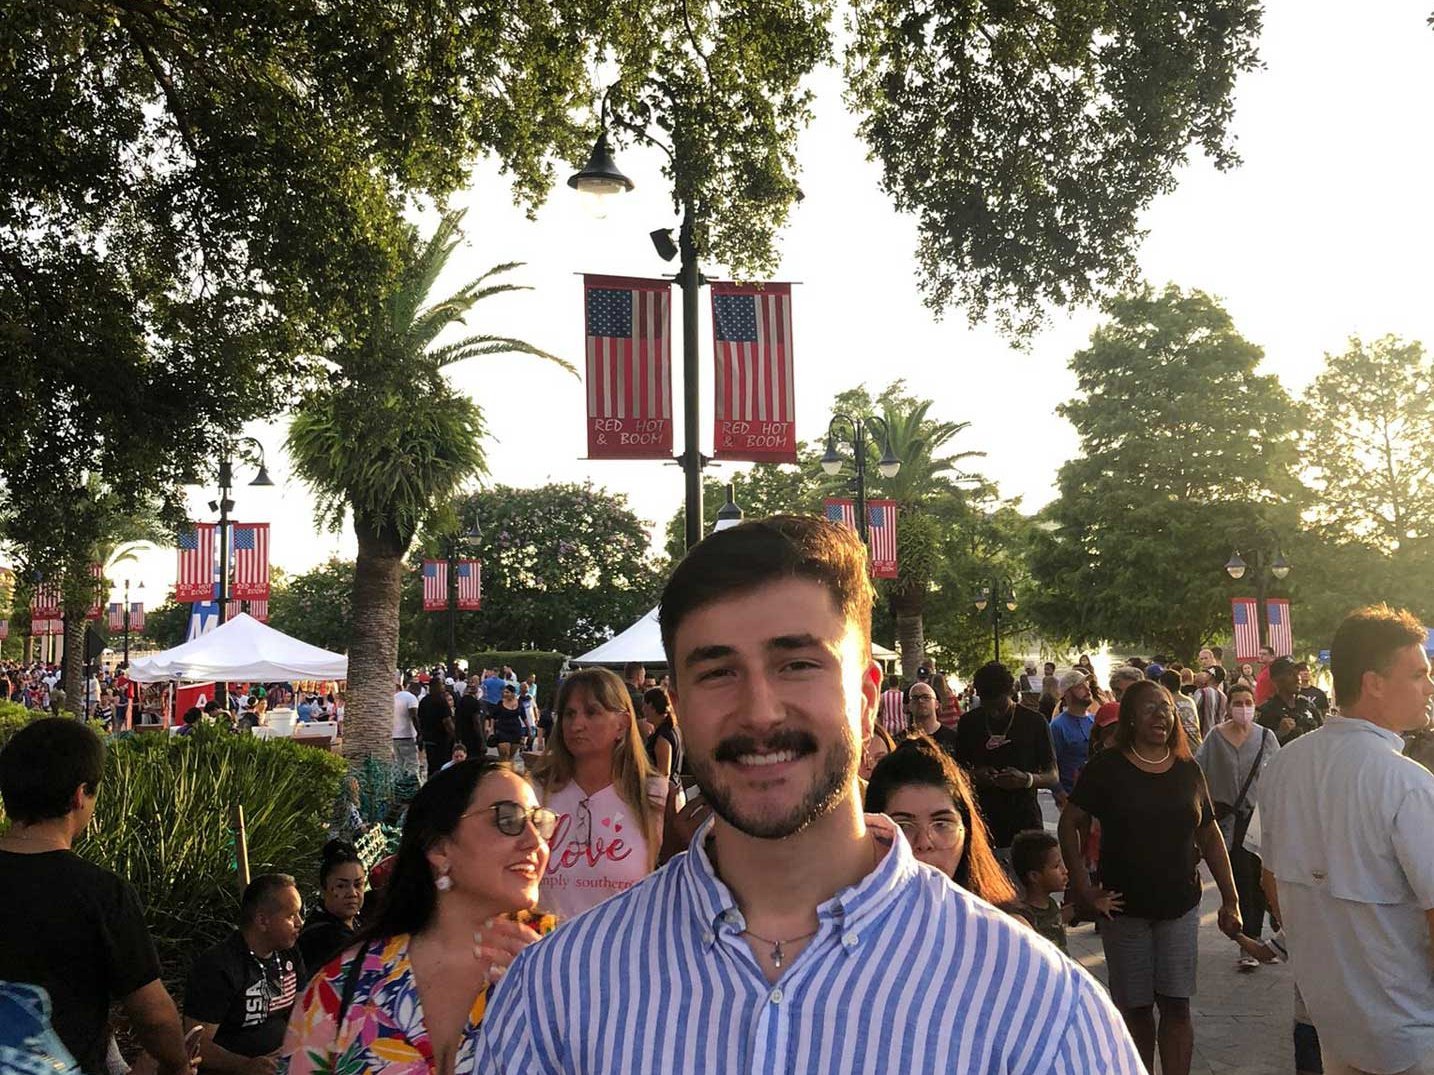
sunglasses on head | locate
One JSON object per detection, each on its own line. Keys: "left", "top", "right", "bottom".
{"left": 463, "top": 800, "right": 559, "bottom": 840}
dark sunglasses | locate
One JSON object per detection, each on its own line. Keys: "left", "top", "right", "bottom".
{"left": 463, "top": 800, "right": 559, "bottom": 840}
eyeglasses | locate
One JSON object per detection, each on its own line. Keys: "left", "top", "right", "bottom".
{"left": 461, "top": 801, "right": 559, "bottom": 841}
{"left": 895, "top": 818, "right": 964, "bottom": 849}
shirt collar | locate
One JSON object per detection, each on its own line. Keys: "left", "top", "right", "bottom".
{"left": 679, "top": 812, "right": 921, "bottom": 948}
{"left": 1324, "top": 713, "right": 1406, "bottom": 749}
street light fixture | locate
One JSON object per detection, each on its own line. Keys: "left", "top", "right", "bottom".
{"left": 567, "top": 131, "right": 634, "bottom": 219}
{"left": 823, "top": 413, "right": 902, "bottom": 545}
{"left": 1223, "top": 531, "right": 1291, "bottom": 651}
{"left": 974, "top": 575, "right": 1017, "bottom": 662}
{"left": 209, "top": 436, "right": 272, "bottom": 710}
{"left": 1224, "top": 552, "right": 1248, "bottom": 580}
{"left": 445, "top": 508, "right": 483, "bottom": 678}
{"left": 714, "top": 483, "right": 744, "bottom": 532}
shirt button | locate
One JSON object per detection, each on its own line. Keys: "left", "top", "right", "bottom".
{"left": 769, "top": 988, "right": 783, "bottom": 1005}
{"left": 842, "top": 933, "right": 859, "bottom": 949}
{"left": 702, "top": 931, "right": 715, "bottom": 945}
{"left": 723, "top": 910, "right": 740, "bottom": 924}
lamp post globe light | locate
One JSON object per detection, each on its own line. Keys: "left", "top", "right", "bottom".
{"left": 974, "top": 576, "right": 1017, "bottom": 663}
{"left": 1224, "top": 532, "right": 1291, "bottom": 650}
{"left": 822, "top": 413, "right": 901, "bottom": 544}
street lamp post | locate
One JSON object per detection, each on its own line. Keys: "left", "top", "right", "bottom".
{"left": 1224, "top": 535, "right": 1291, "bottom": 650}
{"left": 120, "top": 577, "right": 145, "bottom": 668}
{"left": 820, "top": 414, "right": 902, "bottom": 543}
{"left": 569, "top": 115, "right": 711, "bottom": 550}
{"left": 446, "top": 513, "right": 482, "bottom": 678}
{"left": 208, "top": 437, "right": 272, "bottom": 707}
{"left": 974, "top": 576, "right": 1018, "bottom": 663}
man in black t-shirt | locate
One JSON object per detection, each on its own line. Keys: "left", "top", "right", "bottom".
{"left": 903, "top": 681, "right": 961, "bottom": 758}
{"left": 952, "top": 662, "right": 1059, "bottom": 856}
{"left": 1258, "top": 657, "right": 1323, "bottom": 745}
{"left": 417, "top": 685, "right": 456, "bottom": 779}
{"left": 184, "top": 873, "right": 306, "bottom": 1071}
{"left": 0, "top": 719, "right": 191, "bottom": 1075}
{"left": 455, "top": 680, "right": 485, "bottom": 755}
{"left": 1295, "top": 661, "right": 1331, "bottom": 717}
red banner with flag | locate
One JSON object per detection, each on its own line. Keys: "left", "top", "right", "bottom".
{"left": 176, "top": 523, "right": 216, "bottom": 601}
{"left": 31, "top": 618, "right": 63, "bottom": 637}
{"left": 232, "top": 523, "right": 270, "bottom": 599}
{"left": 30, "top": 582, "right": 61, "bottom": 619}
{"left": 711, "top": 282, "right": 797, "bottom": 462}
{"left": 130, "top": 601, "right": 145, "bottom": 633}
{"left": 422, "top": 560, "right": 480, "bottom": 611}
{"left": 86, "top": 563, "right": 105, "bottom": 620}
{"left": 1267, "top": 598, "right": 1294, "bottom": 657}
{"left": 822, "top": 498, "right": 900, "bottom": 579}
{"left": 1231, "top": 597, "right": 1260, "bottom": 662}
{"left": 583, "top": 274, "right": 673, "bottom": 459}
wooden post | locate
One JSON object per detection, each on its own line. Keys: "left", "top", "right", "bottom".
{"left": 232, "top": 804, "right": 251, "bottom": 893}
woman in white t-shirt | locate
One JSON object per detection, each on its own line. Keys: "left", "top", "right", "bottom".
{"left": 531, "top": 667, "right": 667, "bottom": 921}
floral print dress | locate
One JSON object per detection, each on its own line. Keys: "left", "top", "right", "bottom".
{"left": 279, "top": 933, "right": 486, "bottom": 1075}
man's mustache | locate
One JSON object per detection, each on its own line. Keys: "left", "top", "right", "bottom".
{"left": 713, "top": 728, "right": 819, "bottom": 763}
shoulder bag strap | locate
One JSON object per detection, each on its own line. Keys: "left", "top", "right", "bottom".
{"left": 1230, "top": 727, "right": 1270, "bottom": 816}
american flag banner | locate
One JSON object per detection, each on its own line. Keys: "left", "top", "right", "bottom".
{"left": 231, "top": 523, "right": 271, "bottom": 599}
{"left": 422, "top": 560, "right": 447, "bottom": 612}
{"left": 130, "top": 601, "right": 145, "bottom": 633}
{"left": 1267, "top": 598, "right": 1294, "bottom": 658}
{"left": 107, "top": 602, "right": 125, "bottom": 633}
{"left": 1231, "top": 597, "right": 1260, "bottom": 661}
{"left": 225, "top": 598, "right": 268, "bottom": 623}
{"left": 30, "top": 581, "right": 61, "bottom": 618}
{"left": 176, "top": 523, "right": 217, "bottom": 601}
{"left": 86, "top": 563, "right": 105, "bottom": 620}
{"left": 583, "top": 274, "right": 673, "bottom": 460}
{"left": 823, "top": 498, "right": 900, "bottom": 579}
{"left": 0, "top": 619, "right": 8, "bottom": 641}
{"left": 456, "top": 559, "right": 482, "bottom": 611}
{"left": 32, "top": 618, "right": 63, "bottom": 637}
{"left": 711, "top": 282, "right": 797, "bottom": 462}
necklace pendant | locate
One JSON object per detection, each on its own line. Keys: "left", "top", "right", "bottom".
{"left": 771, "top": 942, "right": 784, "bottom": 968}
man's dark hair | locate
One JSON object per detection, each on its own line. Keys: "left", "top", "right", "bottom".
{"left": 1158, "top": 669, "right": 1182, "bottom": 693}
{"left": 660, "top": 516, "right": 874, "bottom": 665}
{"left": 1330, "top": 605, "right": 1427, "bottom": 708}
{"left": 972, "top": 661, "right": 1015, "bottom": 703}
{"left": 1259, "top": 644, "right": 1276, "bottom": 658}
{"left": 239, "top": 873, "right": 298, "bottom": 925}
{"left": 623, "top": 661, "right": 645, "bottom": 681}
{"left": 1209, "top": 664, "right": 1227, "bottom": 686}
{"left": 1228, "top": 682, "right": 1256, "bottom": 705}
{"left": 1211, "top": 646, "right": 1224, "bottom": 660}
{"left": 0, "top": 718, "right": 106, "bottom": 823}
{"left": 1294, "top": 661, "right": 1309, "bottom": 673}
{"left": 1010, "top": 829, "right": 1060, "bottom": 886}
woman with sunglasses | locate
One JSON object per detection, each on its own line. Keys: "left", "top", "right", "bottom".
{"left": 864, "top": 735, "right": 1018, "bottom": 910}
{"left": 280, "top": 758, "right": 557, "bottom": 1075}
{"left": 531, "top": 667, "right": 667, "bottom": 920}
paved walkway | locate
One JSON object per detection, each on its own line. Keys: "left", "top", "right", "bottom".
{"left": 1041, "top": 794, "right": 1295, "bottom": 1074}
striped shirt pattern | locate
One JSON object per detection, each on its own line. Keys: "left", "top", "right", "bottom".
{"left": 879, "top": 687, "right": 907, "bottom": 738}
{"left": 469, "top": 815, "right": 1142, "bottom": 1074}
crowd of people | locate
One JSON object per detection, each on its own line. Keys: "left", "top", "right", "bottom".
{"left": 4, "top": 514, "right": 1434, "bottom": 1075}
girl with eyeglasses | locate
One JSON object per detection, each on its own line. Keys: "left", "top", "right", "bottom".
{"left": 864, "top": 735, "right": 1018, "bottom": 910}
{"left": 531, "top": 667, "right": 668, "bottom": 920}
{"left": 281, "top": 758, "right": 558, "bottom": 1075}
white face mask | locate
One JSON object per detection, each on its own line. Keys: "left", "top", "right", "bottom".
{"left": 1230, "top": 704, "right": 1256, "bottom": 727}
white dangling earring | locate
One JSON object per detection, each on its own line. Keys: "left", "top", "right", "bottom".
{"left": 435, "top": 864, "right": 453, "bottom": 892}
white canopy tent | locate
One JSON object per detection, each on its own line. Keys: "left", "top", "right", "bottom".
{"left": 571, "top": 607, "right": 899, "bottom": 668}
{"left": 128, "top": 613, "right": 348, "bottom": 683}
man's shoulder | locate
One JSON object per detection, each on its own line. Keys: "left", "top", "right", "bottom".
{"left": 190, "top": 931, "right": 245, "bottom": 977}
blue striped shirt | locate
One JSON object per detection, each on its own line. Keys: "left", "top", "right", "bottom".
{"left": 468, "top": 815, "right": 1142, "bottom": 1073}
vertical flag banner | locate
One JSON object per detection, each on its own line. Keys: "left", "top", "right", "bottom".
{"left": 226, "top": 599, "right": 268, "bottom": 623}
{"left": 86, "top": 563, "right": 105, "bottom": 620}
{"left": 30, "top": 582, "right": 61, "bottom": 618}
{"left": 130, "top": 602, "right": 145, "bottom": 633}
{"left": 456, "top": 560, "right": 482, "bottom": 610}
{"left": 33, "top": 618, "right": 63, "bottom": 637}
{"left": 866, "top": 500, "right": 899, "bottom": 580}
{"left": 583, "top": 274, "right": 673, "bottom": 459}
{"left": 823, "top": 498, "right": 900, "bottom": 578}
{"left": 232, "top": 523, "right": 271, "bottom": 598}
{"left": 107, "top": 603, "right": 124, "bottom": 633}
{"left": 1231, "top": 597, "right": 1260, "bottom": 661}
{"left": 422, "top": 560, "right": 448, "bottom": 612}
{"left": 1267, "top": 598, "right": 1294, "bottom": 657}
{"left": 176, "top": 523, "right": 217, "bottom": 601}
{"left": 711, "top": 282, "right": 797, "bottom": 462}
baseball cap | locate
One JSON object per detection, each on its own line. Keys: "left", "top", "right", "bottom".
{"left": 1058, "top": 670, "right": 1089, "bottom": 696}
{"left": 1144, "top": 662, "right": 1165, "bottom": 680}
{"left": 1095, "top": 701, "right": 1121, "bottom": 727}
{"left": 1268, "top": 656, "right": 1298, "bottom": 678}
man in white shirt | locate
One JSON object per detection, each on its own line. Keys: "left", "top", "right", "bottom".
{"left": 391, "top": 680, "right": 420, "bottom": 778}
{"left": 1259, "top": 605, "right": 1434, "bottom": 1075}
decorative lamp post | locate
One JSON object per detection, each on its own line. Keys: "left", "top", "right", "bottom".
{"left": 714, "top": 483, "right": 744, "bottom": 533}
{"left": 1224, "top": 532, "right": 1291, "bottom": 649}
{"left": 207, "top": 437, "right": 272, "bottom": 707}
{"left": 446, "top": 512, "right": 482, "bottom": 678}
{"left": 820, "top": 413, "right": 901, "bottom": 543}
{"left": 974, "top": 576, "right": 1018, "bottom": 663}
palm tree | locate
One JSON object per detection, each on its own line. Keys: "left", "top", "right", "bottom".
{"left": 287, "top": 210, "right": 570, "bottom": 759}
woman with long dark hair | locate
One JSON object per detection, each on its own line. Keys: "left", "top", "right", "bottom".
{"left": 280, "top": 758, "right": 557, "bottom": 1075}
{"left": 642, "top": 687, "right": 682, "bottom": 781}
{"left": 1058, "top": 679, "right": 1242, "bottom": 1075}
{"left": 296, "top": 840, "right": 366, "bottom": 979}
{"left": 865, "top": 735, "right": 1017, "bottom": 910}
{"left": 532, "top": 667, "right": 667, "bottom": 920}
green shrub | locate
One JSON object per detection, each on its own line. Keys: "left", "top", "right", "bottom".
{"left": 0, "top": 700, "right": 35, "bottom": 746}
{"left": 1, "top": 721, "right": 346, "bottom": 983}
{"left": 465, "top": 650, "right": 568, "bottom": 693}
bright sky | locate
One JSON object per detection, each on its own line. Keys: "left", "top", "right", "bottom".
{"left": 114, "top": 0, "right": 1434, "bottom": 602}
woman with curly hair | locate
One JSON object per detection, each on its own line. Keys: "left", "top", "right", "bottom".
{"left": 865, "top": 734, "right": 1017, "bottom": 910}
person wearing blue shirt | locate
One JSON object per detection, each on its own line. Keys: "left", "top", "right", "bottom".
{"left": 296, "top": 695, "right": 315, "bottom": 723}
{"left": 481, "top": 669, "right": 505, "bottom": 706}
{"left": 1049, "top": 670, "right": 1096, "bottom": 808}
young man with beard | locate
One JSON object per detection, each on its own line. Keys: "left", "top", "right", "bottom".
{"left": 473, "top": 516, "right": 1140, "bottom": 1073}
{"left": 1050, "top": 671, "right": 1096, "bottom": 808}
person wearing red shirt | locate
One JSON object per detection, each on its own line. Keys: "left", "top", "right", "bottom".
{"left": 1253, "top": 645, "right": 1277, "bottom": 705}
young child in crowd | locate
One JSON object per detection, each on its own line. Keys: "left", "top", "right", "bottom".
{"left": 1011, "top": 829, "right": 1121, "bottom": 952}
